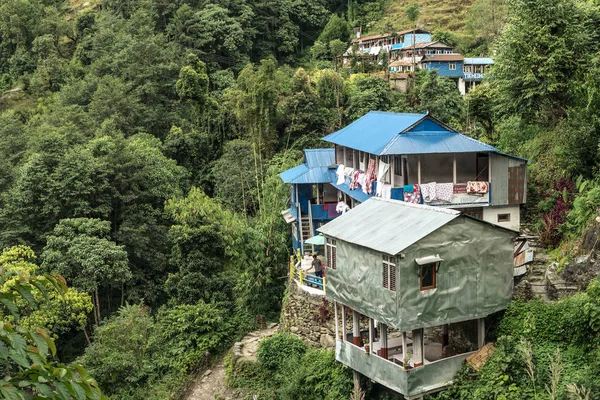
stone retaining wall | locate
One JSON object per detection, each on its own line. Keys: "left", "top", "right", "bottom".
{"left": 280, "top": 281, "right": 337, "bottom": 349}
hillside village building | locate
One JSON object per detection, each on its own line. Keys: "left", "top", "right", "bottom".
{"left": 280, "top": 111, "right": 527, "bottom": 397}
{"left": 280, "top": 111, "right": 527, "bottom": 254}
{"left": 318, "top": 198, "right": 517, "bottom": 398}
{"left": 344, "top": 28, "right": 494, "bottom": 94}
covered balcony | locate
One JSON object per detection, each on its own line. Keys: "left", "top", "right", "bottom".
{"left": 333, "top": 304, "right": 484, "bottom": 398}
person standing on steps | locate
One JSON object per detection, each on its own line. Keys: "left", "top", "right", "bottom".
{"left": 312, "top": 253, "right": 324, "bottom": 278}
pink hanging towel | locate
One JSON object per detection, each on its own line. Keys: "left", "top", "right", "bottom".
{"left": 365, "top": 159, "right": 377, "bottom": 194}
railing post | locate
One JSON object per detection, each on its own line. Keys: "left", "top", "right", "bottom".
{"left": 299, "top": 269, "right": 304, "bottom": 287}
{"left": 323, "top": 276, "right": 326, "bottom": 294}
{"left": 289, "top": 255, "right": 294, "bottom": 279}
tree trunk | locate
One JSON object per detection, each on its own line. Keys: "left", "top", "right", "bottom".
{"left": 83, "top": 326, "right": 92, "bottom": 345}
{"left": 95, "top": 289, "right": 101, "bottom": 324}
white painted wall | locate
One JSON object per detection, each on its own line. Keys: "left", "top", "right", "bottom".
{"left": 483, "top": 205, "right": 521, "bottom": 231}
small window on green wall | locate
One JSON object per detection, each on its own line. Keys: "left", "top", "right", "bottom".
{"left": 420, "top": 262, "right": 438, "bottom": 291}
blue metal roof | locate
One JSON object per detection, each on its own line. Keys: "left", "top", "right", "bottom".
{"left": 381, "top": 132, "right": 499, "bottom": 155}
{"left": 464, "top": 58, "right": 494, "bottom": 65}
{"left": 330, "top": 179, "right": 374, "bottom": 203}
{"left": 322, "top": 111, "right": 428, "bottom": 154}
{"left": 304, "top": 148, "right": 335, "bottom": 168}
{"left": 279, "top": 149, "right": 335, "bottom": 184}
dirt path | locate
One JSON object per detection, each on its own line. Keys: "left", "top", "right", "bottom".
{"left": 185, "top": 324, "right": 279, "bottom": 400}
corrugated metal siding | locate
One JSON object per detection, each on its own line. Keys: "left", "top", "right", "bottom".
{"left": 381, "top": 132, "right": 499, "bottom": 155}
{"left": 491, "top": 153, "right": 509, "bottom": 205}
{"left": 318, "top": 198, "right": 459, "bottom": 255}
{"left": 508, "top": 159, "right": 527, "bottom": 205}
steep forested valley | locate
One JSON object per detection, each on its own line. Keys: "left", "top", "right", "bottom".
{"left": 1, "top": 0, "right": 600, "bottom": 399}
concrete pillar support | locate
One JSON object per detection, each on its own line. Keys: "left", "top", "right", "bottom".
{"left": 341, "top": 305, "right": 346, "bottom": 342}
{"left": 353, "top": 310, "right": 361, "bottom": 346}
{"left": 412, "top": 328, "right": 424, "bottom": 367}
{"left": 478, "top": 318, "right": 486, "bottom": 349}
{"left": 380, "top": 324, "right": 388, "bottom": 360}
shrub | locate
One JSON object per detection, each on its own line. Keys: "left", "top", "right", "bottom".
{"left": 277, "top": 348, "right": 353, "bottom": 400}
{"left": 257, "top": 333, "right": 307, "bottom": 371}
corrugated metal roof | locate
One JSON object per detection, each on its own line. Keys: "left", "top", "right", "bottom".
{"left": 464, "top": 58, "right": 494, "bottom": 65}
{"left": 318, "top": 198, "right": 460, "bottom": 255}
{"left": 320, "top": 112, "right": 526, "bottom": 161}
{"left": 322, "top": 111, "right": 427, "bottom": 154}
{"left": 330, "top": 178, "right": 373, "bottom": 203}
{"left": 421, "top": 54, "right": 464, "bottom": 62}
{"left": 304, "top": 148, "right": 334, "bottom": 168}
{"left": 402, "top": 41, "right": 452, "bottom": 50}
{"left": 381, "top": 132, "right": 499, "bottom": 155}
{"left": 279, "top": 164, "right": 308, "bottom": 183}
{"left": 279, "top": 149, "right": 335, "bottom": 184}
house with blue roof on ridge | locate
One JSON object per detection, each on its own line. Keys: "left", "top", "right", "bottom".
{"left": 419, "top": 54, "right": 465, "bottom": 81}
{"left": 459, "top": 58, "right": 494, "bottom": 95}
{"left": 280, "top": 111, "right": 527, "bottom": 256}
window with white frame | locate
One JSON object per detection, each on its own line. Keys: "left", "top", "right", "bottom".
{"left": 449, "top": 63, "right": 456, "bottom": 70}
{"left": 326, "top": 238, "right": 337, "bottom": 270}
{"left": 382, "top": 255, "right": 396, "bottom": 291}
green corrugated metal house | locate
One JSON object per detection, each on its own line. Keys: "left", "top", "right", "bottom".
{"left": 318, "top": 197, "right": 517, "bottom": 399}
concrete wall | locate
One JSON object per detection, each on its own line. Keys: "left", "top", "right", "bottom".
{"left": 483, "top": 205, "right": 521, "bottom": 231}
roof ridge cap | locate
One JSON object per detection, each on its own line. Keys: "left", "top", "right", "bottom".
{"left": 370, "top": 197, "right": 461, "bottom": 215}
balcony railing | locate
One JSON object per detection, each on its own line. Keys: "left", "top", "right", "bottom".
{"left": 336, "top": 340, "right": 475, "bottom": 398}
{"left": 289, "top": 252, "right": 326, "bottom": 295}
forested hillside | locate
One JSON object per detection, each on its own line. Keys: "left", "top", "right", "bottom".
{"left": 1, "top": 0, "right": 600, "bottom": 398}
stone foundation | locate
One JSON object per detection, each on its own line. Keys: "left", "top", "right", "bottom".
{"left": 280, "top": 281, "right": 336, "bottom": 348}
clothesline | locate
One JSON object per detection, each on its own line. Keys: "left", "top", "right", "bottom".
{"left": 334, "top": 162, "right": 488, "bottom": 205}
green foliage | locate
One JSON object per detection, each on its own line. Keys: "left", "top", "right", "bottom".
{"left": 404, "top": 3, "right": 420, "bottom": 23}
{"left": 0, "top": 246, "right": 93, "bottom": 338}
{"left": 412, "top": 70, "right": 463, "bottom": 125}
{"left": 257, "top": 333, "right": 307, "bottom": 371}
{"left": 82, "top": 302, "right": 247, "bottom": 399}
{"left": 438, "top": 279, "right": 600, "bottom": 398}
{"left": 344, "top": 74, "right": 405, "bottom": 121}
{"left": 230, "top": 334, "right": 352, "bottom": 400}
{"left": 0, "top": 248, "right": 105, "bottom": 399}
{"left": 491, "top": 0, "right": 594, "bottom": 122}
{"left": 41, "top": 218, "right": 131, "bottom": 294}
{"left": 317, "top": 14, "right": 351, "bottom": 43}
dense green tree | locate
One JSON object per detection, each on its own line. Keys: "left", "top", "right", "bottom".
{"left": 0, "top": 257, "right": 105, "bottom": 399}
{"left": 1, "top": 245, "right": 92, "bottom": 339}
{"left": 345, "top": 74, "right": 404, "bottom": 121}
{"left": 412, "top": 70, "right": 464, "bottom": 125}
{"left": 41, "top": 218, "right": 131, "bottom": 325}
{"left": 229, "top": 59, "right": 281, "bottom": 156}
{"left": 317, "top": 14, "right": 351, "bottom": 43}
{"left": 492, "top": 0, "right": 594, "bottom": 122}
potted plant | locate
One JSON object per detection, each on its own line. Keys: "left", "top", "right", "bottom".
{"left": 363, "top": 339, "right": 370, "bottom": 354}
{"left": 403, "top": 351, "right": 412, "bottom": 370}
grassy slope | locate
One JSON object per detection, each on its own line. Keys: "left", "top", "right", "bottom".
{"left": 366, "top": 0, "right": 477, "bottom": 42}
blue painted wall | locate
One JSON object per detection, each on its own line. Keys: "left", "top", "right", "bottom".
{"left": 423, "top": 61, "right": 464, "bottom": 78}
{"left": 407, "top": 118, "right": 452, "bottom": 132}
